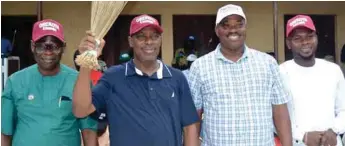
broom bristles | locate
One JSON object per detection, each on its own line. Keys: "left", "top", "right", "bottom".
{"left": 91, "top": 1, "right": 127, "bottom": 40}
{"left": 76, "top": 1, "right": 127, "bottom": 70}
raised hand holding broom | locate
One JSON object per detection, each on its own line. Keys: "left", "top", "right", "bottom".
{"left": 76, "top": 30, "right": 105, "bottom": 70}
{"left": 74, "top": 1, "right": 127, "bottom": 70}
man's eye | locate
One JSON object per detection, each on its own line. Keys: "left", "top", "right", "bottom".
{"left": 152, "top": 34, "right": 160, "bottom": 39}
{"left": 136, "top": 35, "right": 145, "bottom": 40}
{"left": 292, "top": 37, "right": 301, "bottom": 41}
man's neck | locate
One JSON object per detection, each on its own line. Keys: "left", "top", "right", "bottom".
{"left": 293, "top": 57, "right": 315, "bottom": 67}
{"left": 133, "top": 59, "right": 159, "bottom": 76}
{"left": 38, "top": 65, "right": 60, "bottom": 76}
{"left": 220, "top": 45, "right": 245, "bottom": 62}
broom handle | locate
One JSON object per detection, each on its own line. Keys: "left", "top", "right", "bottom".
{"left": 95, "top": 39, "right": 100, "bottom": 52}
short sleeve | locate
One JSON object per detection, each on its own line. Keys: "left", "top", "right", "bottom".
{"left": 78, "top": 116, "right": 98, "bottom": 131}
{"left": 91, "top": 71, "right": 112, "bottom": 119}
{"left": 179, "top": 73, "right": 200, "bottom": 127}
{"left": 1, "top": 78, "right": 16, "bottom": 135}
{"left": 334, "top": 66, "right": 345, "bottom": 134}
{"left": 270, "top": 59, "right": 291, "bottom": 105}
{"left": 187, "top": 61, "right": 203, "bottom": 110}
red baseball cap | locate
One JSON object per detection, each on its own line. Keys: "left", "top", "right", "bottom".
{"left": 286, "top": 15, "right": 316, "bottom": 37}
{"left": 129, "top": 14, "right": 163, "bottom": 36}
{"left": 32, "top": 19, "right": 65, "bottom": 42}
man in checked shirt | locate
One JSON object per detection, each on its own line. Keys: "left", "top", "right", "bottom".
{"left": 187, "top": 4, "right": 293, "bottom": 146}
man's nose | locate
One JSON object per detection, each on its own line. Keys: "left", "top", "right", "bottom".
{"left": 43, "top": 49, "right": 54, "bottom": 55}
{"left": 145, "top": 38, "right": 153, "bottom": 45}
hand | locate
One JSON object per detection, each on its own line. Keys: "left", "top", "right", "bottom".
{"left": 321, "top": 129, "right": 337, "bottom": 146}
{"left": 78, "top": 30, "right": 105, "bottom": 58}
{"left": 303, "top": 131, "right": 323, "bottom": 146}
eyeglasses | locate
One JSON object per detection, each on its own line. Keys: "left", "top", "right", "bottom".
{"left": 34, "top": 43, "right": 63, "bottom": 54}
{"left": 133, "top": 33, "right": 161, "bottom": 42}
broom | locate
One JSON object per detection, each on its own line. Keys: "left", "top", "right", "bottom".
{"left": 75, "top": 1, "right": 127, "bottom": 70}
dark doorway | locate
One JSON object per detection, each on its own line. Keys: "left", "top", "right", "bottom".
{"left": 173, "top": 15, "right": 217, "bottom": 57}
{"left": 1, "top": 15, "right": 37, "bottom": 74}
{"left": 102, "top": 15, "right": 161, "bottom": 66}
{"left": 172, "top": 15, "right": 217, "bottom": 69}
{"left": 284, "top": 14, "right": 336, "bottom": 61}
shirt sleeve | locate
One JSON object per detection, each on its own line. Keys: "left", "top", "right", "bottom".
{"left": 179, "top": 72, "right": 200, "bottom": 127}
{"left": 278, "top": 64, "right": 305, "bottom": 141}
{"left": 187, "top": 61, "right": 203, "bottom": 111}
{"left": 78, "top": 116, "right": 98, "bottom": 131}
{"left": 91, "top": 71, "right": 112, "bottom": 119}
{"left": 270, "top": 59, "right": 291, "bottom": 105}
{"left": 1, "top": 78, "right": 16, "bottom": 135}
{"left": 333, "top": 66, "right": 345, "bottom": 134}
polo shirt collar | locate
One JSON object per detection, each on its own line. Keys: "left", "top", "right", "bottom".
{"left": 125, "top": 59, "right": 172, "bottom": 79}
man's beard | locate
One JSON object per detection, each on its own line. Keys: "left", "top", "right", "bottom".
{"left": 299, "top": 53, "right": 314, "bottom": 60}
{"left": 39, "top": 61, "right": 60, "bottom": 71}
{"left": 292, "top": 49, "right": 315, "bottom": 61}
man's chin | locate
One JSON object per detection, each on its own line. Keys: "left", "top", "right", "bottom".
{"left": 300, "top": 54, "right": 314, "bottom": 60}
{"left": 141, "top": 56, "right": 158, "bottom": 61}
{"left": 38, "top": 63, "right": 59, "bottom": 71}
{"left": 224, "top": 43, "right": 244, "bottom": 51}
{"left": 142, "top": 58, "right": 158, "bottom": 62}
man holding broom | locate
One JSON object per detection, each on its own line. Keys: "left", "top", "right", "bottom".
{"left": 72, "top": 14, "right": 200, "bottom": 146}
{"left": 1, "top": 19, "right": 98, "bottom": 146}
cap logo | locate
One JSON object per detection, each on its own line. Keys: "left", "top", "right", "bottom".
{"left": 219, "top": 5, "right": 240, "bottom": 13}
{"left": 289, "top": 17, "right": 308, "bottom": 27}
{"left": 136, "top": 16, "right": 155, "bottom": 24}
{"left": 39, "top": 22, "right": 60, "bottom": 32}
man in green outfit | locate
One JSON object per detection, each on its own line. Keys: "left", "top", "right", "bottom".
{"left": 1, "top": 19, "right": 98, "bottom": 146}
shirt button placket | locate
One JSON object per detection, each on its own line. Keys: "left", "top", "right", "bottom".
{"left": 148, "top": 81, "right": 156, "bottom": 99}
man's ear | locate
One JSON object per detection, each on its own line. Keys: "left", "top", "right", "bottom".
{"left": 286, "top": 38, "right": 292, "bottom": 50}
{"left": 215, "top": 27, "right": 220, "bottom": 38}
{"left": 159, "top": 34, "right": 163, "bottom": 46}
{"left": 61, "top": 42, "right": 66, "bottom": 53}
{"left": 30, "top": 40, "right": 35, "bottom": 53}
{"left": 128, "top": 36, "right": 133, "bottom": 48}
